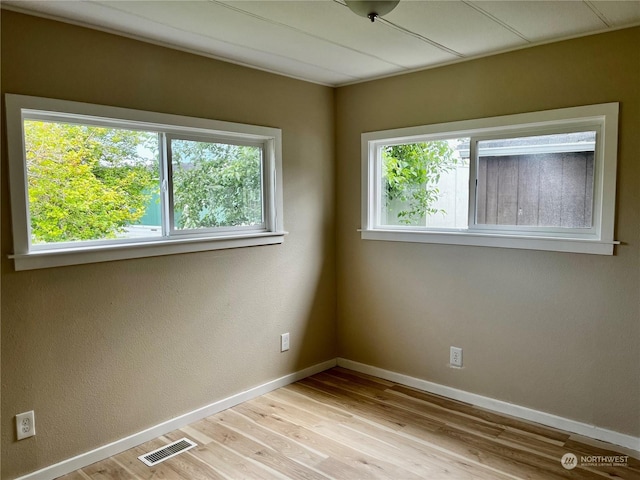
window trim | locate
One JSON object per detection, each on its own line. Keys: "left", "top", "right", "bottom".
{"left": 361, "top": 103, "right": 619, "bottom": 255}
{"left": 5, "top": 94, "right": 286, "bottom": 270}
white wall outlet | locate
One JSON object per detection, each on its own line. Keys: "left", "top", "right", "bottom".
{"left": 280, "top": 332, "right": 290, "bottom": 352}
{"left": 16, "top": 411, "right": 36, "bottom": 440}
{"left": 450, "top": 346, "right": 463, "bottom": 368}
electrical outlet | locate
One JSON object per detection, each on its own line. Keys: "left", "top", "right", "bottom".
{"left": 280, "top": 332, "right": 290, "bottom": 352}
{"left": 450, "top": 346, "right": 463, "bottom": 368}
{"left": 16, "top": 411, "right": 35, "bottom": 440}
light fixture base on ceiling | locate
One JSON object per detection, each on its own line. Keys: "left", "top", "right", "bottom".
{"left": 344, "top": 0, "right": 400, "bottom": 22}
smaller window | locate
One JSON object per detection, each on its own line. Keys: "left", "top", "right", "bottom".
{"left": 5, "top": 94, "right": 285, "bottom": 270}
{"left": 362, "top": 103, "right": 619, "bottom": 255}
{"left": 379, "top": 138, "right": 470, "bottom": 229}
{"left": 168, "top": 136, "right": 265, "bottom": 232}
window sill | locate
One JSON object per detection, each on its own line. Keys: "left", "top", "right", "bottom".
{"left": 360, "top": 229, "right": 618, "bottom": 255}
{"left": 10, "top": 231, "right": 288, "bottom": 271}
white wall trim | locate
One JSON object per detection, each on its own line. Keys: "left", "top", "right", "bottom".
{"left": 14, "top": 359, "right": 337, "bottom": 480}
{"left": 337, "top": 358, "right": 640, "bottom": 455}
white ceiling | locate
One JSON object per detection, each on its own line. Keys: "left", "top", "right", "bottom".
{"left": 3, "top": 0, "right": 640, "bottom": 86}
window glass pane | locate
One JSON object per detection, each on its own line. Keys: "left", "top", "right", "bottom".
{"left": 380, "top": 138, "right": 470, "bottom": 228}
{"left": 170, "top": 139, "right": 263, "bottom": 230}
{"left": 24, "top": 119, "right": 160, "bottom": 245}
{"left": 476, "top": 132, "right": 595, "bottom": 228}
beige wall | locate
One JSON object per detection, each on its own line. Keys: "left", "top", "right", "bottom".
{"left": 336, "top": 27, "right": 640, "bottom": 438}
{"left": 1, "top": 11, "right": 336, "bottom": 479}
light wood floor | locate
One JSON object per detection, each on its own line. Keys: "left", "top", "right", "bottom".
{"left": 59, "top": 367, "right": 640, "bottom": 479}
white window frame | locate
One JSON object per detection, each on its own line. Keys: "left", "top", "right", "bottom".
{"left": 361, "top": 103, "right": 619, "bottom": 255}
{"left": 5, "top": 94, "right": 285, "bottom": 270}
{"left": 165, "top": 132, "right": 268, "bottom": 237}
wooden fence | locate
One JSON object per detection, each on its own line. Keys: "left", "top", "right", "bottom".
{"left": 476, "top": 152, "right": 594, "bottom": 228}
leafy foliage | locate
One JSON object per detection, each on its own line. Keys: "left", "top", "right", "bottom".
{"left": 171, "top": 140, "right": 262, "bottom": 229}
{"left": 382, "top": 140, "right": 457, "bottom": 225}
{"left": 25, "top": 121, "right": 157, "bottom": 243}
{"left": 24, "top": 121, "right": 264, "bottom": 244}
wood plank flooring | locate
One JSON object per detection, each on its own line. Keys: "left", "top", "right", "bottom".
{"left": 58, "top": 367, "right": 640, "bottom": 479}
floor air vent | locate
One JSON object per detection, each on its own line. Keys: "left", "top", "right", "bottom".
{"left": 138, "top": 438, "right": 197, "bottom": 466}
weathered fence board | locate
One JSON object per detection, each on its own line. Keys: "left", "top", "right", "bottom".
{"left": 478, "top": 152, "right": 593, "bottom": 228}
{"left": 517, "top": 156, "right": 540, "bottom": 225}
{"left": 496, "top": 157, "right": 519, "bottom": 224}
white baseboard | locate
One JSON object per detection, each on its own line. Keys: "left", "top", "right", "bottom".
{"left": 15, "top": 358, "right": 337, "bottom": 480}
{"left": 14, "top": 356, "right": 639, "bottom": 479}
{"left": 337, "top": 358, "right": 640, "bottom": 455}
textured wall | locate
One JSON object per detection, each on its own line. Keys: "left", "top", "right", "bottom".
{"left": 1, "top": 11, "right": 336, "bottom": 479}
{"left": 336, "top": 27, "right": 640, "bottom": 438}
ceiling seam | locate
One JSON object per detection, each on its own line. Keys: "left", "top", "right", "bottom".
{"left": 332, "top": 0, "right": 463, "bottom": 59}
{"left": 583, "top": 1, "right": 612, "bottom": 28}
{"left": 462, "top": 1, "right": 531, "bottom": 43}
{"left": 5, "top": 0, "right": 638, "bottom": 88}
{"left": 211, "top": 0, "right": 410, "bottom": 70}
{"left": 88, "top": 0, "right": 361, "bottom": 82}
{"left": 0, "top": 3, "right": 343, "bottom": 86}
{"left": 375, "top": 17, "right": 464, "bottom": 58}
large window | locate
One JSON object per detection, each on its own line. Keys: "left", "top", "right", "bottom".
{"left": 362, "top": 103, "right": 619, "bottom": 255}
{"left": 6, "top": 94, "right": 284, "bottom": 270}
